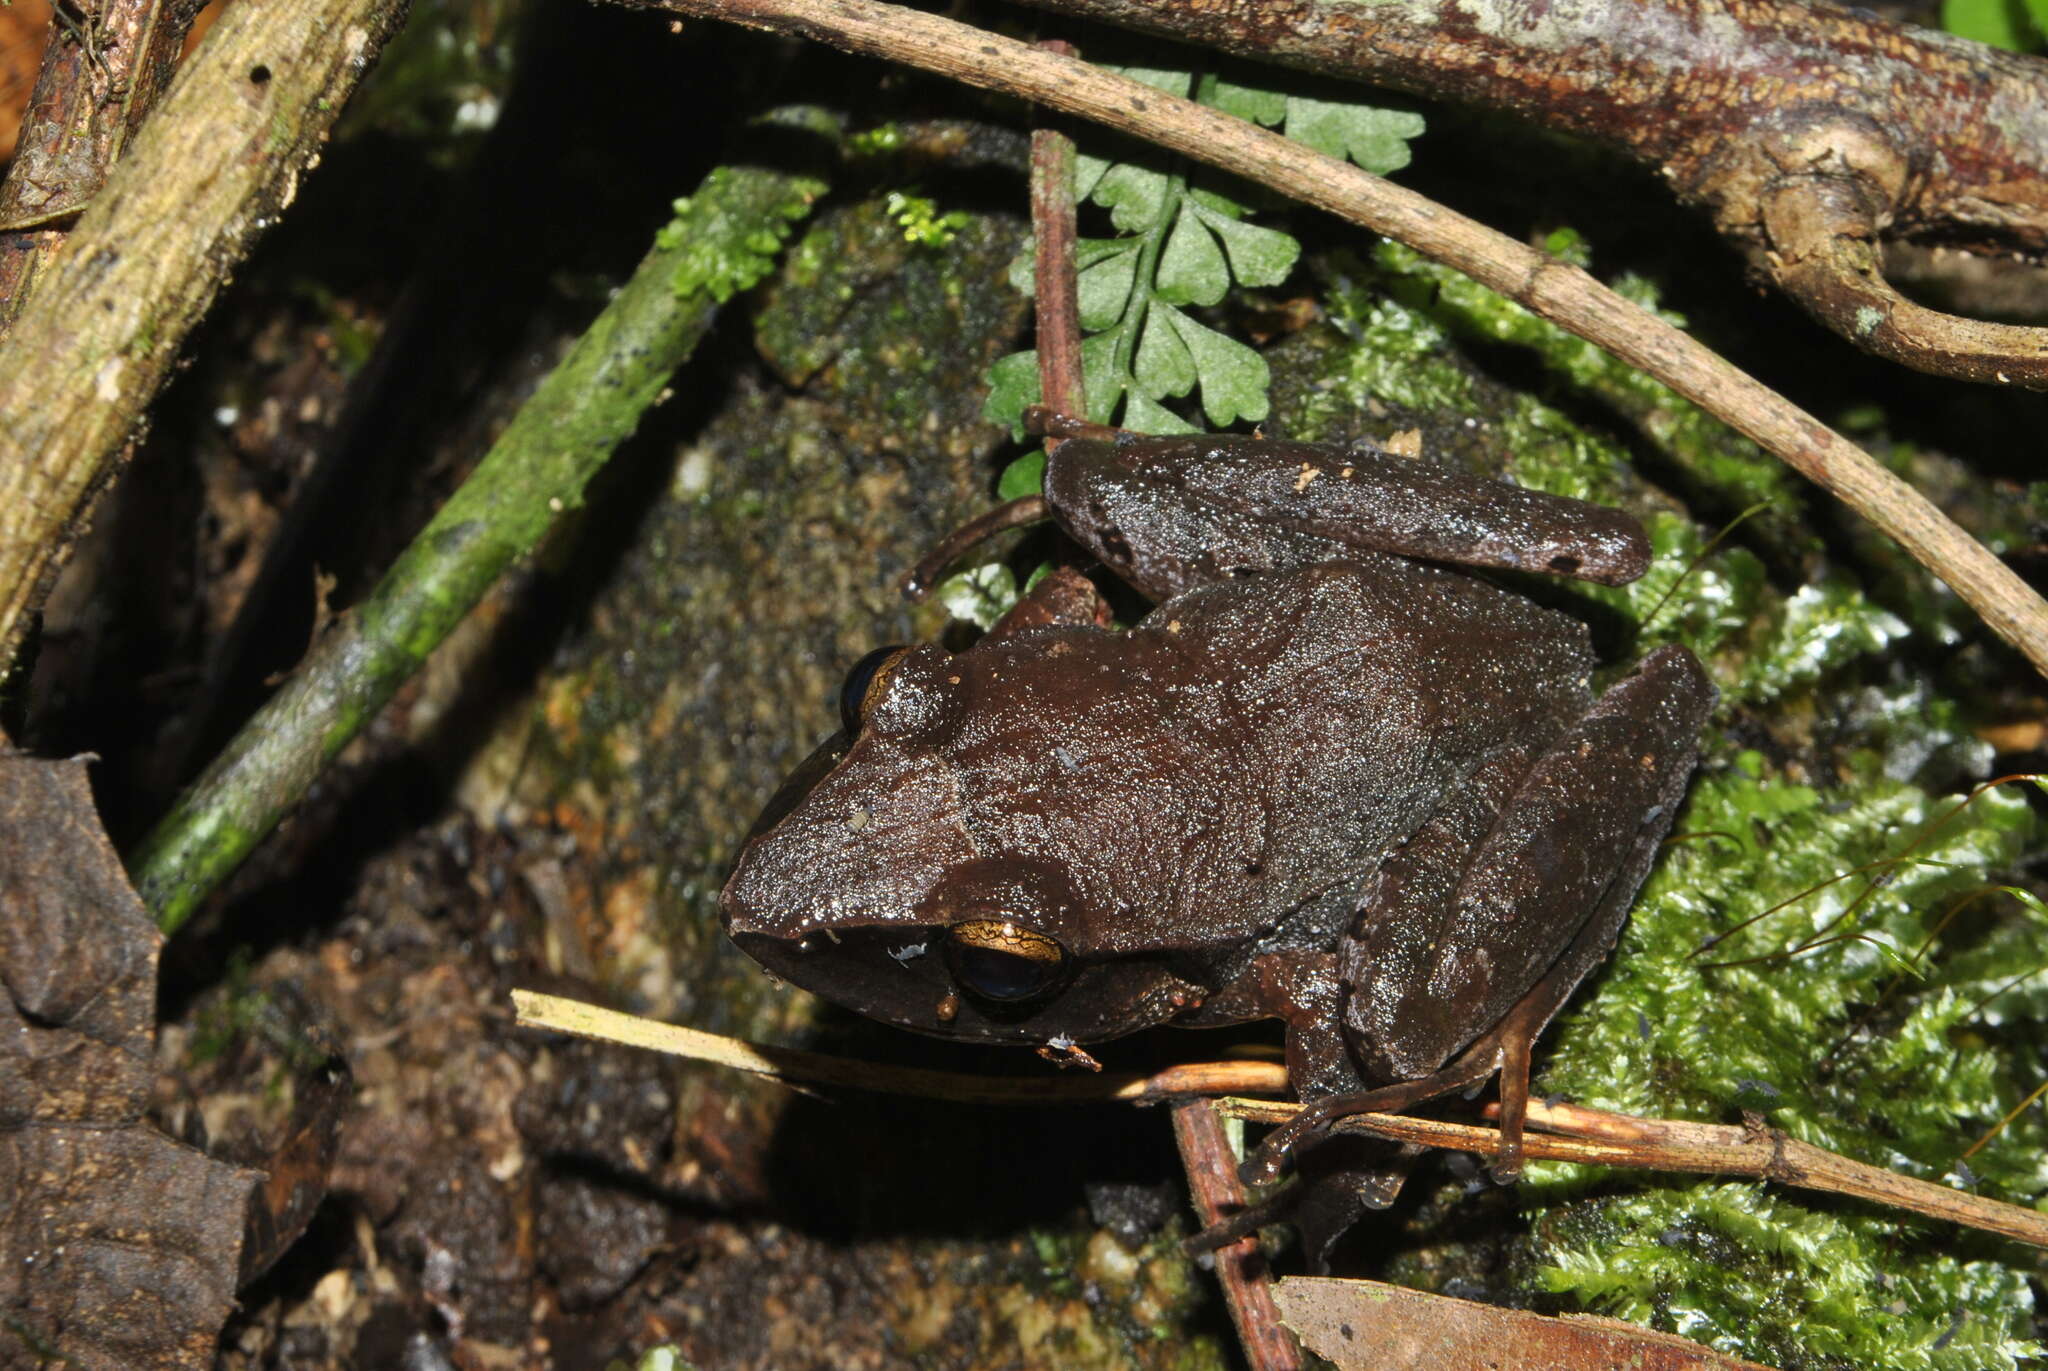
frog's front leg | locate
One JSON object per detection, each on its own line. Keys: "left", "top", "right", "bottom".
{"left": 1250, "top": 644, "right": 1716, "bottom": 1185}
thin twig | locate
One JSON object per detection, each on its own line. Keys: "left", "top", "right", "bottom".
{"left": 1030, "top": 40, "right": 1085, "bottom": 422}
{"left": 1172, "top": 1100, "right": 1302, "bottom": 1371}
{"left": 512, "top": 989, "right": 1290, "bottom": 1103}
{"left": 509, "top": 991, "right": 2048, "bottom": 1251}
{"left": 1219, "top": 1095, "right": 2048, "bottom": 1249}
{"left": 619, "top": 0, "right": 2048, "bottom": 681}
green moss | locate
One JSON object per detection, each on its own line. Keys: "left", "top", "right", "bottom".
{"left": 1824, "top": 417, "right": 2048, "bottom": 652}
{"left": 1525, "top": 763, "right": 2044, "bottom": 1369}
{"left": 659, "top": 111, "right": 838, "bottom": 306}
{"left": 846, "top": 123, "right": 906, "bottom": 157}
{"left": 1372, "top": 236, "right": 1802, "bottom": 533}
{"left": 1289, "top": 255, "right": 1906, "bottom": 707}
{"left": 883, "top": 189, "right": 970, "bottom": 247}
{"left": 660, "top": 165, "right": 825, "bottom": 305}
{"left": 1536, "top": 1185, "right": 2037, "bottom": 1369}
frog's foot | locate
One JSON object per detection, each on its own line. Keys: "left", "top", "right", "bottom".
{"left": 1184, "top": 1187, "right": 1289, "bottom": 1255}
{"left": 1193, "top": 1138, "right": 1422, "bottom": 1271}
{"left": 1237, "top": 1049, "right": 1499, "bottom": 1187}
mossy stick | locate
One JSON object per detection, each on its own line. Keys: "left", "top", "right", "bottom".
{"left": 132, "top": 158, "right": 828, "bottom": 934}
{"left": 619, "top": 0, "right": 2048, "bottom": 682}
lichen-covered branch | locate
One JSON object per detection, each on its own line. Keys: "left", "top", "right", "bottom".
{"left": 0, "top": 0, "right": 413, "bottom": 673}
{"left": 999, "top": 0, "right": 2048, "bottom": 386}
{"left": 131, "top": 154, "right": 829, "bottom": 934}
{"left": 618, "top": 0, "right": 2048, "bottom": 681}
{"left": 0, "top": 0, "right": 211, "bottom": 327}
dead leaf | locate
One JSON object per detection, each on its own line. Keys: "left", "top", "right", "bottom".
{"left": 0, "top": 754, "right": 259, "bottom": 1370}
{"left": 1272, "top": 1275, "right": 1780, "bottom": 1371}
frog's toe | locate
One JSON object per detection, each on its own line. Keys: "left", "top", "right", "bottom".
{"left": 1194, "top": 1140, "right": 1423, "bottom": 1271}
{"left": 1182, "top": 1196, "right": 1284, "bottom": 1256}
{"left": 1238, "top": 1112, "right": 1324, "bottom": 1185}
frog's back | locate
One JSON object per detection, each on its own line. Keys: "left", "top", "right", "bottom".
{"left": 1152, "top": 555, "right": 1599, "bottom": 928}
{"left": 939, "top": 555, "right": 1598, "bottom": 956}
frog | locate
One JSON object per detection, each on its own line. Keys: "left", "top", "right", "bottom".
{"left": 719, "top": 406, "right": 1715, "bottom": 1232}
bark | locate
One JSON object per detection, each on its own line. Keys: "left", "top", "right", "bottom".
{"left": 0, "top": 0, "right": 211, "bottom": 327}
{"left": 0, "top": 0, "right": 412, "bottom": 672}
{"left": 999, "top": 0, "right": 2048, "bottom": 383}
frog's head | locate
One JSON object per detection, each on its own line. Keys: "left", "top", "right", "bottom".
{"left": 720, "top": 644, "right": 1212, "bottom": 1046}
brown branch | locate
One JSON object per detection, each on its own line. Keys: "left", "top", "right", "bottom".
{"left": 509, "top": 993, "right": 2048, "bottom": 1252}
{"left": 998, "top": 0, "right": 2048, "bottom": 387}
{"left": 1029, "top": 40, "right": 1085, "bottom": 422}
{"left": 1172, "top": 1100, "right": 1302, "bottom": 1371}
{"left": 612, "top": 0, "right": 2048, "bottom": 681}
{"left": 1218, "top": 1095, "right": 2048, "bottom": 1250}
{"left": 0, "top": 0, "right": 412, "bottom": 670}
{"left": 0, "top": 0, "right": 208, "bottom": 327}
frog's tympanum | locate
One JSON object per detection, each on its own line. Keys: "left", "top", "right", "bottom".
{"left": 720, "top": 408, "right": 1715, "bottom": 1235}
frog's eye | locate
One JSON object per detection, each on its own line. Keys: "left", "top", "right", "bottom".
{"left": 839, "top": 645, "right": 913, "bottom": 734}
{"left": 944, "top": 919, "right": 1069, "bottom": 1003}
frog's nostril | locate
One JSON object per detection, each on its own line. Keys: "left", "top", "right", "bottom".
{"left": 1548, "top": 554, "right": 1580, "bottom": 574}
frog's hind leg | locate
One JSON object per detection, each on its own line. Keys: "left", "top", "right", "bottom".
{"left": 1238, "top": 1041, "right": 1506, "bottom": 1186}
{"left": 1434, "top": 644, "right": 1715, "bottom": 1183}
{"left": 1250, "top": 645, "right": 1715, "bottom": 1186}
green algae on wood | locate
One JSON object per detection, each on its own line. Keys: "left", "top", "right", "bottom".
{"left": 132, "top": 145, "right": 832, "bottom": 933}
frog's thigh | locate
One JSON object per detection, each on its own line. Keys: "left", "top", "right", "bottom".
{"left": 1335, "top": 738, "right": 1549, "bottom": 1084}
{"left": 1045, "top": 435, "right": 1650, "bottom": 599}
{"left": 1343, "top": 645, "right": 1714, "bottom": 1081}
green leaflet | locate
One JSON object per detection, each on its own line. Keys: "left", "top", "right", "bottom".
{"left": 1941, "top": 0, "right": 2048, "bottom": 50}
{"left": 984, "top": 62, "right": 1425, "bottom": 469}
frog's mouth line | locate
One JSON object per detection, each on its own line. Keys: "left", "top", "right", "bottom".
{"left": 728, "top": 926, "right": 1209, "bottom": 1046}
